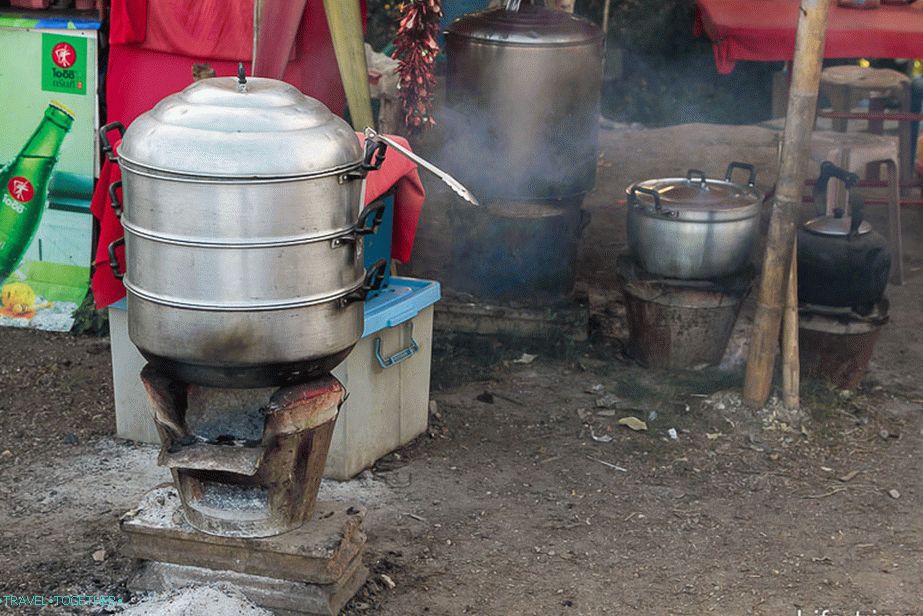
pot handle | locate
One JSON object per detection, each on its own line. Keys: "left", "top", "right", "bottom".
{"left": 342, "top": 258, "right": 388, "bottom": 305}
{"left": 98, "top": 122, "right": 125, "bottom": 164}
{"left": 686, "top": 169, "right": 708, "bottom": 186}
{"left": 355, "top": 200, "right": 387, "bottom": 237}
{"left": 629, "top": 185, "right": 661, "bottom": 210}
{"left": 109, "top": 180, "right": 123, "bottom": 218}
{"left": 333, "top": 201, "right": 388, "bottom": 248}
{"left": 343, "top": 138, "right": 388, "bottom": 182}
{"left": 108, "top": 237, "right": 125, "bottom": 280}
{"left": 629, "top": 185, "right": 674, "bottom": 217}
{"left": 724, "top": 161, "right": 757, "bottom": 186}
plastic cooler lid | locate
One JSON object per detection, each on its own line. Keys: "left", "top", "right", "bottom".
{"left": 110, "top": 276, "right": 441, "bottom": 339}
{"left": 362, "top": 276, "right": 441, "bottom": 337}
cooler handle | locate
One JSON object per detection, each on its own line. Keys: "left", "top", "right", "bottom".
{"left": 374, "top": 321, "right": 419, "bottom": 369}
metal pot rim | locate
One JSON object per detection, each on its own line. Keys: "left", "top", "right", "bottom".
{"left": 123, "top": 277, "right": 365, "bottom": 312}
{"left": 120, "top": 219, "right": 358, "bottom": 248}
{"left": 118, "top": 150, "right": 363, "bottom": 184}
{"left": 626, "top": 179, "right": 764, "bottom": 222}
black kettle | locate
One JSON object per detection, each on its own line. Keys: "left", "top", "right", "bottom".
{"left": 797, "top": 161, "right": 891, "bottom": 314}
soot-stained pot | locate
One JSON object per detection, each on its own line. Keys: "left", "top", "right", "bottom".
{"left": 445, "top": 4, "right": 604, "bottom": 200}
{"left": 626, "top": 162, "right": 764, "bottom": 280}
{"left": 797, "top": 161, "right": 891, "bottom": 313}
{"left": 99, "top": 71, "right": 388, "bottom": 387}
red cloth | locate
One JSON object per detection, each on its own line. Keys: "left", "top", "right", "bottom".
{"left": 106, "top": 0, "right": 367, "bottom": 126}
{"left": 695, "top": 0, "right": 923, "bottom": 74}
{"left": 141, "top": 0, "right": 257, "bottom": 60}
{"left": 90, "top": 146, "right": 126, "bottom": 309}
{"left": 109, "top": 0, "right": 147, "bottom": 45}
{"left": 91, "top": 135, "right": 425, "bottom": 309}
{"left": 359, "top": 134, "right": 425, "bottom": 264}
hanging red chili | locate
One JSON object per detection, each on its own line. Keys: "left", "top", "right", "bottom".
{"left": 392, "top": 0, "right": 442, "bottom": 135}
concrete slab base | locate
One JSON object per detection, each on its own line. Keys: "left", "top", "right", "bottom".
{"left": 121, "top": 486, "right": 368, "bottom": 615}
{"left": 434, "top": 297, "right": 588, "bottom": 342}
{"left": 130, "top": 561, "right": 368, "bottom": 616}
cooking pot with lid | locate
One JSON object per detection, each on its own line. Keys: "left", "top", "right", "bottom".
{"left": 797, "top": 161, "right": 891, "bottom": 313}
{"left": 445, "top": 3, "right": 604, "bottom": 200}
{"left": 100, "top": 72, "right": 389, "bottom": 387}
{"left": 626, "top": 162, "right": 764, "bottom": 280}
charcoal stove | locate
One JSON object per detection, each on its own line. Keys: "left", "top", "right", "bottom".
{"left": 797, "top": 300, "right": 890, "bottom": 389}
{"left": 617, "top": 256, "right": 753, "bottom": 370}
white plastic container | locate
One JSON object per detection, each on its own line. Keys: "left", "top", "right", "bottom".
{"left": 108, "top": 277, "right": 440, "bottom": 479}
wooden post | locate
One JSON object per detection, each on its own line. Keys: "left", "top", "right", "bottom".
{"left": 781, "top": 241, "right": 800, "bottom": 409}
{"left": 323, "top": 0, "right": 375, "bottom": 131}
{"left": 743, "top": 0, "right": 830, "bottom": 407}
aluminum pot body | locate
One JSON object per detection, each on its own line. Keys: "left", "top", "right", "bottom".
{"left": 107, "top": 76, "right": 376, "bottom": 387}
{"left": 118, "top": 168, "right": 368, "bottom": 388}
{"left": 128, "top": 292, "right": 362, "bottom": 388}
{"left": 625, "top": 165, "right": 764, "bottom": 280}
{"left": 119, "top": 163, "right": 363, "bottom": 243}
{"left": 626, "top": 210, "right": 759, "bottom": 280}
{"left": 445, "top": 6, "right": 604, "bottom": 200}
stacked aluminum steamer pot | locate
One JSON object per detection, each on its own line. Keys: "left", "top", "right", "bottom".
{"left": 101, "top": 73, "right": 389, "bottom": 388}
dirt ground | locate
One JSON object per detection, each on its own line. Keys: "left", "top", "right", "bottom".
{"left": 1, "top": 124, "right": 922, "bottom": 615}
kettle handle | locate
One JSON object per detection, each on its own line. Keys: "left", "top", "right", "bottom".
{"left": 813, "top": 161, "right": 860, "bottom": 217}
{"left": 847, "top": 190, "right": 865, "bottom": 236}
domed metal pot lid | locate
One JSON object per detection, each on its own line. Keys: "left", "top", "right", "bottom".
{"left": 627, "top": 163, "right": 764, "bottom": 222}
{"left": 446, "top": 4, "right": 604, "bottom": 46}
{"left": 118, "top": 75, "right": 363, "bottom": 179}
{"left": 803, "top": 214, "right": 872, "bottom": 236}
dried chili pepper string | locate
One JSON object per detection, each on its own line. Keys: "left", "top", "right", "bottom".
{"left": 393, "top": 0, "right": 442, "bottom": 134}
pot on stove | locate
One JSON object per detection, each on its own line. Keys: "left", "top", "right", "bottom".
{"left": 625, "top": 162, "right": 764, "bottom": 280}
{"left": 797, "top": 161, "right": 891, "bottom": 313}
{"left": 99, "top": 70, "right": 389, "bottom": 387}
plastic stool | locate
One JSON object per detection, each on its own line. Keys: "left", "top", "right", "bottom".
{"left": 819, "top": 66, "right": 913, "bottom": 186}
{"left": 810, "top": 131, "right": 904, "bottom": 285}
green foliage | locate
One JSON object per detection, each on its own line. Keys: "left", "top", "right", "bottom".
{"left": 366, "top": 0, "right": 403, "bottom": 52}
{"left": 70, "top": 292, "right": 109, "bottom": 337}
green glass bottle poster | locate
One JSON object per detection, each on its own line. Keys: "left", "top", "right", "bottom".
{"left": 0, "top": 23, "right": 98, "bottom": 332}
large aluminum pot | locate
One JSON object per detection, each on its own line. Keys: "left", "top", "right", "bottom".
{"left": 100, "top": 74, "right": 388, "bottom": 388}
{"left": 626, "top": 162, "right": 764, "bottom": 280}
{"left": 445, "top": 4, "right": 604, "bottom": 200}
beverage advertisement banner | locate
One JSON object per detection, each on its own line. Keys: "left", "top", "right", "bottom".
{"left": 0, "top": 24, "right": 98, "bottom": 332}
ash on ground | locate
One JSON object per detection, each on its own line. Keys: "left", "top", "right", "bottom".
{"left": 117, "top": 583, "right": 270, "bottom": 616}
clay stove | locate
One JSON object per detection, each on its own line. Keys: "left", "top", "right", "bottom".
{"left": 121, "top": 368, "right": 368, "bottom": 615}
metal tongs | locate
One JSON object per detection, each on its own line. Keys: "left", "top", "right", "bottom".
{"left": 364, "top": 127, "right": 480, "bottom": 207}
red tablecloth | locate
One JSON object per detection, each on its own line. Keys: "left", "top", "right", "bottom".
{"left": 695, "top": 0, "right": 923, "bottom": 74}
{"left": 91, "top": 135, "right": 424, "bottom": 309}
{"left": 107, "top": 0, "right": 366, "bottom": 126}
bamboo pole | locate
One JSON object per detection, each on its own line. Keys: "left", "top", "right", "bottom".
{"left": 782, "top": 241, "right": 800, "bottom": 409}
{"left": 323, "top": 0, "right": 375, "bottom": 131}
{"left": 743, "top": 0, "right": 830, "bottom": 407}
